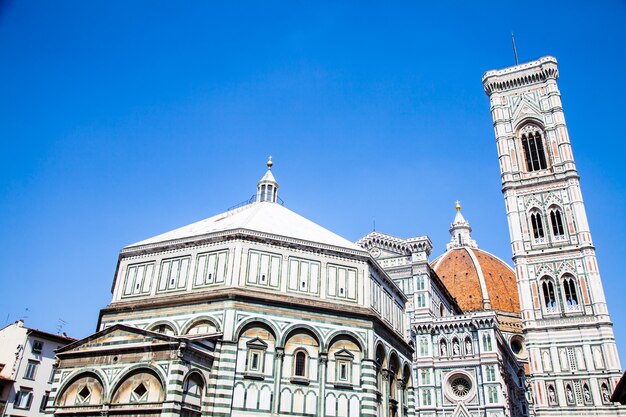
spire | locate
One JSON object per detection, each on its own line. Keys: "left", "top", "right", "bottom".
{"left": 256, "top": 156, "right": 279, "bottom": 203}
{"left": 446, "top": 201, "right": 478, "bottom": 250}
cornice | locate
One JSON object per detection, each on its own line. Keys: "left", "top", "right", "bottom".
{"left": 483, "top": 56, "right": 559, "bottom": 96}
{"left": 121, "top": 228, "right": 368, "bottom": 260}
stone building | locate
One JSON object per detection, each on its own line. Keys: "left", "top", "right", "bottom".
{"left": 45, "top": 56, "right": 625, "bottom": 417}
{"left": 48, "top": 160, "right": 413, "bottom": 417}
{"left": 0, "top": 320, "right": 75, "bottom": 416}
{"left": 483, "top": 56, "right": 623, "bottom": 416}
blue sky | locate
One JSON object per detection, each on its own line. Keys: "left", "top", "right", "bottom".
{"left": 1, "top": 1, "right": 626, "bottom": 361}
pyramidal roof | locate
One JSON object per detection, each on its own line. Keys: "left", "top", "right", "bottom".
{"left": 126, "top": 201, "right": 364, "bottom": 252}
{"left": 125, "top": 159, "right": 364, "bottom": 253}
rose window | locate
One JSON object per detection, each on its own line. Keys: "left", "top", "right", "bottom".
{"left": 450, "top": 376, "right": 472, "bottom": 398}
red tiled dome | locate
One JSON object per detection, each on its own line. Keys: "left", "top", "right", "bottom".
{"left": 432, "top": 247, "right": 520, "bottom": 315}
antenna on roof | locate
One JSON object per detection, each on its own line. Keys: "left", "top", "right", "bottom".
{"left": 511, "top": 33, "right": 519, "bottom": 65}
{"left": 19, "top": 307, "right": 30, "bottom": 321}
{"left": 373, "top": 219, "right": 376, "bottom": 232}
{"left": 57, "top": 318, "right": 68, "bottom": 335}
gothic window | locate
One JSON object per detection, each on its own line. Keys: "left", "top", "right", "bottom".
{"left": 520, "top": 126, "right": 548, "bottom": 172}
{"left": 488, "top": 386, "right": 499, "bottom": 403}
{"left": 541, "top": 279, "right": 557, "bottom": 313}
{"left": 421, "top": 369, "right": 431, "bottom": 385}
{"left": 464, "top": 336, "right": 473, "bottom": 355}
{"left": 422, "top": 389, "right": 432, "bottom": 406}
{"left": 419, "top": 337, "right": 429, "bottom": 356}
{"left": 294, "top": 350, "right": 308, "bottom": 378}
{"left": 439, "top": 303, "right": 445, "bottom": 317}
{"left": 530, "top": 212, "right": 545, "bottom": 239}
{"left": 550, "top": 208, "right": 565, "bottom": 237}
{"left": 485, "top": 365, "right": 496, "bottom": 382}
{"left": 562, "top": 275, "right": 579, "bottom": 310}
{"left": 482, "top": 333, "right": 493, "bottom": 351}
{"left": 417, "top": 293, "right": 426, "bottom": 308}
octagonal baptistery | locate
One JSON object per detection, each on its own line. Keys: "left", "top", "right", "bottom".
{"left": 431, "top": 204, "right": 526, "bottom": 356}
{"left": 48, "top": 160, "right": 414, "bottom": 417}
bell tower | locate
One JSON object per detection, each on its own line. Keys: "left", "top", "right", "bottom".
{"left": 483, "top": 57, "right": 623, "bottom": 415}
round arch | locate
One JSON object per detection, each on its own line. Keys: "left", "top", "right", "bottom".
{"left": 181, "top": 316, "right": 221, "bottom": 335}
{"left": 374, "top": 341, "right": 387, "bottom": 368}
{"left": 279, "top": 324, "right": 324, "bottom": 350}
{"left": 107, "top": 364, "right": 166, "bottom": 403}
{"left": 233, "top": 317, "right": 279, "bottom": 341}
{"left": 148, "top": 320, "right": 178, "bottom": 336}
{"left": 55, "top": 370, "right": 107, "bottom": 407}
{"left": 325, "top": 330, "right": 367, "bottom": 356}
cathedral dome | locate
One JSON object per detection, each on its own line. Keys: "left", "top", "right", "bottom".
{"left": 431, "top": 203, "right": 520, "bottom": 315}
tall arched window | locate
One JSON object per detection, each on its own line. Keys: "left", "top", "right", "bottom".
{"left": 562, "top": 275, "right": 579, "bottom": 310}
{"left": 520, "top": 126, "right": 548, "bottom": 172}
{"left": 550, "top": 208, "right": 565, "bottom": 237}
{"left": 294, "top": 351, "right": 307, "bottom": 377}
{"left": 531, "top": 212, "right": 545, "bottom": 239}
{"left": 542, "top": 280, "right": 557, "bottom": 313}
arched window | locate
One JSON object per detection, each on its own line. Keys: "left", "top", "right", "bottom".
{"left": 530, "top": 212, "right": 545, "bottom": 239}
{"left": 294, "top": 351, "right": 307, "bottom": 377}
{"left": 550, "top": 208, "right": 565, "bottom": 237}
{"left": 562, "top": 275, "right": 579, "bottom": 310}
{"left": 541, "top": 280, "right": 557, "bottom": 313}
{"left": 520, "top": 126, "right": 547, "bottom": 172}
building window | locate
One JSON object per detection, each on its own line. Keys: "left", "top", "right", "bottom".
{"left": 334, "top": 349, "right": 354, "bottom": 384}
{"left": 294, "top": 350, "right": 308, "bottom": 378}
{"left": 130, "top": 383, "right": 149, "bottom": 403}
{"left": 246, "top": 338, "right": 268, "bottom": 374}
{"left": 421, "top": 369, "right": 431, "bottom": 385}
{"left": 31, "top": 340, "right": 44, "bottom": 354}
{"left": 194, "top": 249, "right": 229, "bottom": 286}
{"left": 76, "top": 386, "right": 92, "bottom": 405}
{"left": 249, "top": 351, "right": 261, "bottom": 371}
{"left": 326, "top": 264, "right": 357, "bottom": 300}
{"left": 482, "top": 334, "right": 493, "bottom": 351}
{"left": 122, "top": 261, "right": 155, "bottom": 296}
{"left": 520, "top": 127, "right": 547, "bottom": 172}
{"left": 485, "top": 365, "right": 496, "bottom": 382}
{"left": 530, "top": 212, "right": 545, "bottom": 239}
{"left": 417, "top": 293, "right": 426, "bottom": 308}
{"left": 422, "top": 389, "right": 432, "bottom": 406}
{"left": 287, "top": 257, "right": 321, "bottom": 294}
{"left": 40, "top": 391, "right": 50, "bottom": 411}
{"left": 550, "top": 208, "right": 565, "bottom": 237}
{"left": 419, "top": 338, "right": 429, "bottom": 356}
{"left": 562, "top": 276, "right": 579, "bottom": 311}
{"left": 542, "top": 280, "right": 557, "bottom": 313}
{"left": 158, "top": 256, "right": 191, "bottom": 292}
{"left": 488, "top": 386, "right": 499, "bottom": 403}
{"left": 49, "top": 365, "right": 57, "bottom": 383}
{"left": 247, "top": 251, "right": 281, "bottom": 288}
{"left": 24, "top": 360, "right": 38, "bottom": 380}
{"left": 14, "top": 389, "right": 33, "bottom": 410}
{"left": 416, "top": 276, "right": 425, "bottom": 290}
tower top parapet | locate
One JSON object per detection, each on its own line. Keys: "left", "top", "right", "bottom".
{"left": 482, "top": 56, "right": 559, "bottom": 96}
